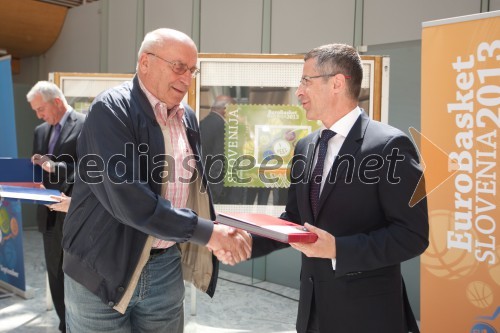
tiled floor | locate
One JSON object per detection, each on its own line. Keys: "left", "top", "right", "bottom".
{"left": 0, "top": 229, "right": 298, "bottom": 333}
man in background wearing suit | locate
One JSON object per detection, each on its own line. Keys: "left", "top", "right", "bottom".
{"left": 250, "top": 44, "right": 429, "bottom": 332}
{"left": 200, "top": 95, "right": 247, "bottom": 205}
{"left": 27, "top": 81, "right": 85, "bottom": 333}
{"left": 200, "top": 95, "right": 233, "bottom": 203}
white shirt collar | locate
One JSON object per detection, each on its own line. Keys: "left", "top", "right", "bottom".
{"left": 321, "top": 106, "right": 362, "bottom": 138}
{"left": 58, "top": 108, "right": 72, "bottom": 128}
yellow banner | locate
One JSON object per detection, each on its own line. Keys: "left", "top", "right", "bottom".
{"left": 421, "top": 12, "right": 500, "bottom": 332}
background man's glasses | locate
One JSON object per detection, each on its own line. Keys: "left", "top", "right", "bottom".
{"left": 147, "top": 52, "right": 200, "bottom": 78}
{"left": 300, "top": 73, "right": 351, "bottom": 86}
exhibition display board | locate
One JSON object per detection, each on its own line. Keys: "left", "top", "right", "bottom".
{"left": 0, "top": 55, "right": 30, "bottom": 298}
{"left": 191, "top": 53, "right": 389, "bottom": 212}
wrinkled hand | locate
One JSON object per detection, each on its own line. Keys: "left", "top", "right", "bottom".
{"left": 46, "top": 193, "right": 71, "bottom": 213}
{"left": 290, "top": 223, "right": 336, "bottom": 259}
{"left": 32, "top": 154, "right": 55, "bottom": 173}
{"left": 207, "top": 224, "right": 252, "bottom": 265}
{"left": 213, "top": 227, "right": 253, "bottom": 265}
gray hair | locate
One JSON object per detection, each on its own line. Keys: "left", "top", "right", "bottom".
{"left": 212, "top": 95, "right": 234, "bottom": 109}
{"left": 137, "top": 30, "right": 165, "bottom": 65}
{"left": 26, "top": 81, "right": 68, "bottom": 105}
{"left": 304, "top": 44, "right": 363, "bottom": 100}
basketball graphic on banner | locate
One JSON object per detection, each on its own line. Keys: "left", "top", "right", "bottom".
{"left": 10, "top": 217, "right": 18, "bottom": 237}
{"left": 466, "top": 281, "right": 494, "bottom": 309}
{"left": 470, "top": 322, "right": 497, "bottom": 333}
{"left": 421, "top": 209, "right": 479, "bottom": 279}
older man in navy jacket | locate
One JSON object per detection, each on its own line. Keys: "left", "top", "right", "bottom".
{"left": 62, "top": 28, "right": 251, "bottom": 333}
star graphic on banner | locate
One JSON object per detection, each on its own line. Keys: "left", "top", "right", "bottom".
{"left": 408, "top": 127, "right": 461, "bottom": 207}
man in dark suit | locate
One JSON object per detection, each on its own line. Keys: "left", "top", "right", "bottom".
{"left": 27, "top": 81, "right": 85, "bottom": 333}
{"left": 200, "top": 95, "right": 233, "bottom": 203}
{"left": 200, "top": 95, "right": 247, "bottom": 205}
{"left": 250, "top": 44, "right": 429, "bottom": 332}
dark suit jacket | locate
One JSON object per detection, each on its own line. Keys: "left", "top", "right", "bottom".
{"left": 200, "top": 112, "right": 225, "bottom": 201}
{"left": 199, "top": 111, "right": 244, "bottom": 204}
{"left": 32, "top": 110, "right": 85, "bottom": 269}
{"left": 253, "top": 111, "right": 429, "bottom": 333}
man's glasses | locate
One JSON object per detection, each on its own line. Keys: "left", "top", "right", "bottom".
{"left": 146, "top": 52, "right": 200, "bottom": 78}
{"left": 300, "top": 73, "right": 351, "bottom": 86}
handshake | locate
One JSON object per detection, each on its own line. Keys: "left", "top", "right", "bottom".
{"left": 206, "top": 224, "right": 252, "bottom": 266}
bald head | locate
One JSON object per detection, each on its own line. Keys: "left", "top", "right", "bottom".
{"left": 136, "top": 28, "right": 198, "bottom": 108}
{"left": 137, "top": 28, "right": 197, "bottom": 63}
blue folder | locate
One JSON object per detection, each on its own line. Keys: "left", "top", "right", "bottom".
{"left": 0, "top": 185, "right": 60, "bottom": 205}
{"left": 0, "top": 158, "right": 43, "bottom": 183}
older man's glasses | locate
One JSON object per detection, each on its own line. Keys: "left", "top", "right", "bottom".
{"left": 147, "top": 52, "right": 200, "bottom": 78}
{"left": 300, "top": 73, "right": 351, "bottom": 86}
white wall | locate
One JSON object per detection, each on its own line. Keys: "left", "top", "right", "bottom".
{"left": 108, "top": 0, "right": 138, "bottom": 73}
{"left": 43, "top": 2, "right": 101, "bottom": 74}
{"left": 363, "top": 0, "right": 481, "bottom": 45}
{"left": 491, "top": 0, "right": 500, "bottom": 10}
{"left": 22, "top": 0, "right": 490, "bottom": 79}
{"left": 200, "top": 0, "right": 263, "bottom": 53}
{"left": 145, "top": 0, "right": 193, "bottom": 39}
{"left": 271, "top": 0, "right": 355, "bottom": 53}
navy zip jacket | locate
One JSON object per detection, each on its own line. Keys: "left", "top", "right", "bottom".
{"left": 62, "top": 76, "right": 218, "bottom": 308}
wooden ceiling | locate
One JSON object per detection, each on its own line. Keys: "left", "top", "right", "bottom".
{"left": 0, "top": 0, "right": 100, "bottom": 59}
{"left": 0, "top": 0, "right": 100, "bottom": 73}
{"left": 0, "top": 0, "right": 67, "bottom": 59}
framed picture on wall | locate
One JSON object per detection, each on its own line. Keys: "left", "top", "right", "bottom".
{"left": 49, "top": 72, "right": 133, "bottom": 114}
{"left": 189, "top": 54, "right": 389, "bottom": 122}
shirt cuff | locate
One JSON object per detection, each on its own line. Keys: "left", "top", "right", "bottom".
{"left": 190, "top": 217, "right": 214, "bottom": 245}
{"left": 331, "top": 258, "right": 336, "bottom": 270}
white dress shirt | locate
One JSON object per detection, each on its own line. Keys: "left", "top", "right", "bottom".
{"left": 311, "top": 107, "right": 362, "bottom": 270}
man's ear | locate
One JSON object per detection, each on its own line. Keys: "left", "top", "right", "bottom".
{"left": 332, "top": 74, "right": 348, "bottom": 93}
{"left": 138, "top": 53, "right": 150, "bottom": 73}
{"left": 53, "top": 97, "right": 64, "bottom": 108}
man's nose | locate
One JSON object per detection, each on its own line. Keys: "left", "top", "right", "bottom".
{"left": 179, "top": 71, "right": 193, "bottom": 85}
{"left": 295, "top": 86, "right": 303, "bottom": 97}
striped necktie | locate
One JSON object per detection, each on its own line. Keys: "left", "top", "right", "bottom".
{"left": 309, "top": 129, "right": 336, "bottom": 217}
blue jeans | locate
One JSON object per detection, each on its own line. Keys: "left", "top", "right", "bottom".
{"left": 65, "top": 246, "right": 185, "bottom": 333}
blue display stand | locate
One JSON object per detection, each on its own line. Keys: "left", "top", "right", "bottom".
{"left": 0, "top": 55, "right": 32, "bottom": 299}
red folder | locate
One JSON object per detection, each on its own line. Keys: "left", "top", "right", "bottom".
{"left": 216, "top": 212, "right": 318, "bottom": 243}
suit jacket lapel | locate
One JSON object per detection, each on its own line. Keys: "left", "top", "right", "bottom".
{"left": 317, "top": 112, "right": 369, "bottom": 214}
{"left": 39, "top": 123, "right": 52, "bottom": 154}
{"left": 297, "top": 132, "right": 320, "bottom": 222}
{"left": 53, "top": 111, "right": 77, "bottom": 155}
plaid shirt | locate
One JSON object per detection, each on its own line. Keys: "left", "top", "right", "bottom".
{"left": 138, "top": 79, "right": 195, "bottom": 248}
